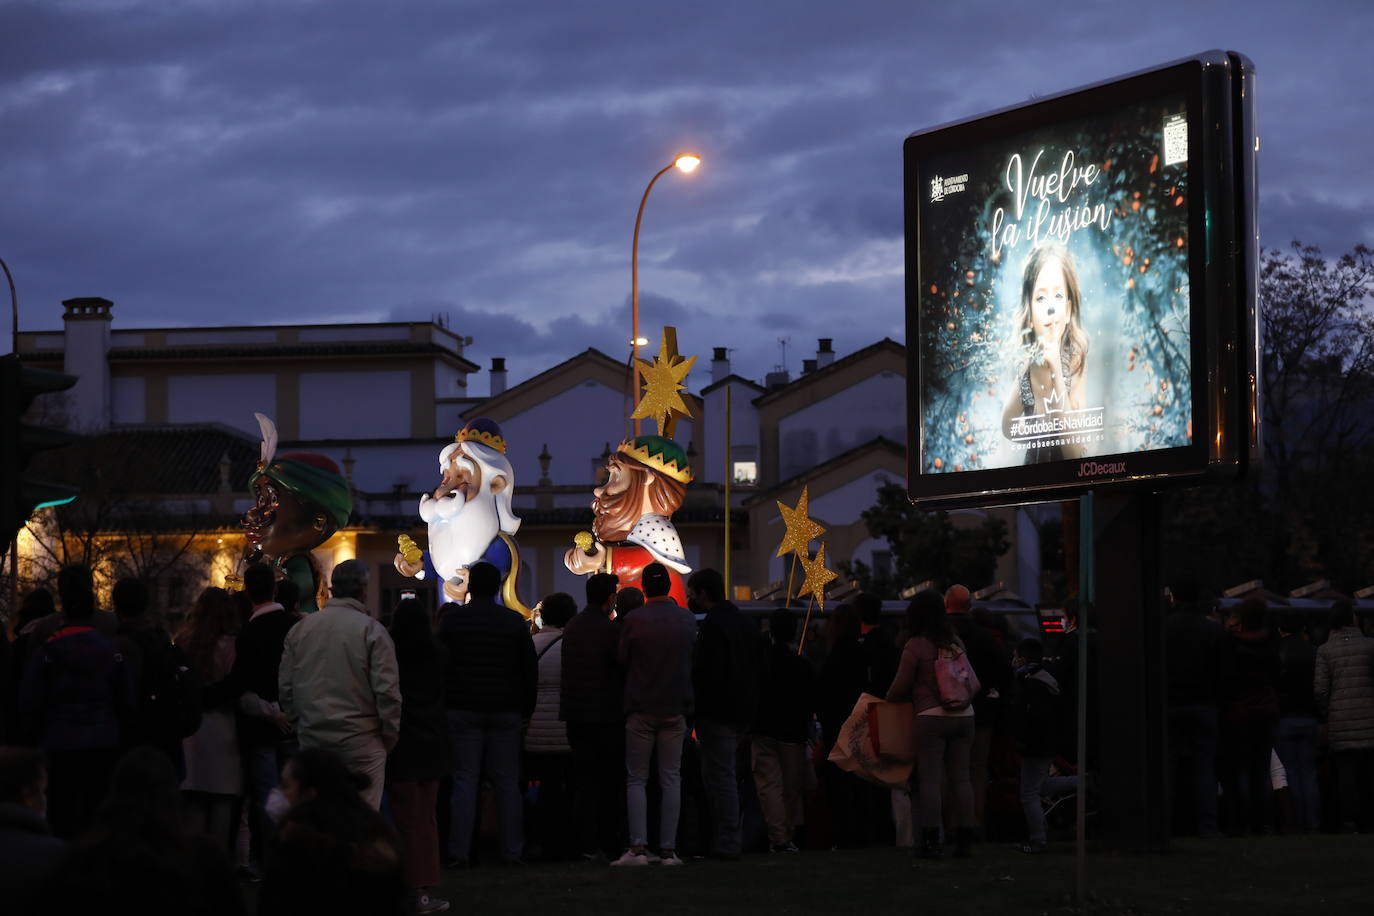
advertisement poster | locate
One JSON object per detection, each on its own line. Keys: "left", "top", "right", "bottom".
{"left": 916, "top": 93, "right": 1193, "bottom": 476}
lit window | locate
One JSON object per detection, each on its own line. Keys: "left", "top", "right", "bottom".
{"left": 732, "top": 461, "right": 757, "bottom": 485}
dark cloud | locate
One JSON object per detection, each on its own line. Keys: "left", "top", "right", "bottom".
{"left": 2, "top": 0, "right": 1371, "bottom": 394}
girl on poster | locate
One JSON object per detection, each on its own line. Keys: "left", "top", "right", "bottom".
{"left": 1001, "top": 245, "right": 1090, "bottom": 464}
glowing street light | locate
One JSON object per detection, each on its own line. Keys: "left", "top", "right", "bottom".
{"left": 631, "top": 152, "right": 702, "bottom": 434}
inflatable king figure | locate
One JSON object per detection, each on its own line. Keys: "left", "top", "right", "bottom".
{"left": 242, "top": 413, "right": 353, "bottom": 612}
{"left": 394, "top": 418, "right": 528, "bottom": 612}
{"left": 564, "top": 434, "right": 692, "bottom": 606}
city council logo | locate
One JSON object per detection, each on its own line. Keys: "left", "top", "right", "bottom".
{"left": 929, "top": 173, "right": 968, "bottom": 203}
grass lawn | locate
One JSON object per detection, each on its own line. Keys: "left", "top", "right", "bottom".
{"left": 429, "top": 836, "right": 1371, "bottom": 916}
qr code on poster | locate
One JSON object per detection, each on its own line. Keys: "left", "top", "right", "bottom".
{"left": 1162, "top": 113, "right": 1188, "bottom": 166}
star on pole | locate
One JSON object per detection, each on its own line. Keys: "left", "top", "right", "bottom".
{"left": 775, "top": 485, "right": 826, "bottom": 558}
{"left": 795, "top": 542, "right": 838, "bottom": 611}
{"left": 631, "top": 327, "right": 697, "bottom": 437}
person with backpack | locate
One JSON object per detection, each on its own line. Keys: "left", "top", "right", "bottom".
{"left": 113, "top": 578, "right": 202, "bottom": 777}
{"left": 1009, "top": 638, "right": 1075, "bottom": 853}
{"left": 885, "top": 589, "right": 979, "bottom": 859}
{"left": 944, "top": 584, "right": 1011, "bottom": 836}
{"left": 18, "top": 565, "right": 134, "bottom": 839}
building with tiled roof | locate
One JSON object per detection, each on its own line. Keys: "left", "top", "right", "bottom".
{"left": 13, "top": 298, "right": 1036, "bottom": 615}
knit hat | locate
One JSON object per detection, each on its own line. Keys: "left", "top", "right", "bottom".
{"left": 251, "top": 452, "right": 353, "bottom": 530}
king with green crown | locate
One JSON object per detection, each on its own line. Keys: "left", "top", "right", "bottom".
{"left": 564, "top": 328, "right": 697, "bottom": 606}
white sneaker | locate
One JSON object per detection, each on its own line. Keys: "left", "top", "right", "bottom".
{"left": 659, "top": 851, "right": 684, "bottom": 866}
{"left": 611, "top": 849, "right": 651, "bottom": 867}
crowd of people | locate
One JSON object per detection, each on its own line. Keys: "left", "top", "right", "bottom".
{"left": 1164, "top": 585, "right": 1374, "bottom": 837}
{"left": 2, "top": 559, "right": 1373, "bottom": 914}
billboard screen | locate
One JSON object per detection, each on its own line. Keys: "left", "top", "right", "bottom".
{"left": 905, "top": 52, "right": 1257, "bottom": 507}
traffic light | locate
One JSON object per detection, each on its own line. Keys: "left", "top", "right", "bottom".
{"left": 0, "top": 353, "right": 79, "bottom": 555}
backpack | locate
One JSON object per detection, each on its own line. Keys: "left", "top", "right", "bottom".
{"left": 31, "top": 627, "right": 126, "bottom": 746}
{"left": 135, "top": 634, "right": 204, "bottom": 741}
{"left": 934, "top": 643, "right": 981, "bottom": 711}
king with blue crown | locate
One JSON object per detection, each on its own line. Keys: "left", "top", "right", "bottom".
{"left": 394, "top": 417, "right": 528, "bottom": 613}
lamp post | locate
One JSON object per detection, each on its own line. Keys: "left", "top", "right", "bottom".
{"left": 631, "top": 153, "right": 701, "bottom": 435}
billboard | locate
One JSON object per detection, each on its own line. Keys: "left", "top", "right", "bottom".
{"left": 905, "top": 51, "right": 1257, "bottom": 508}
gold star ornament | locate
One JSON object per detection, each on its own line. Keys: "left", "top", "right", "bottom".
{"left": 795, "top": 542, "right": 838, "bottom": 611}
{"left": 631, "top": 327, "right": 697, "bottom": 436}
{"left": 775, "top": 485, "right": 827, "bottom": 558}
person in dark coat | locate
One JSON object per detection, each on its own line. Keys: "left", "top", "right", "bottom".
{"left": 19, "top": 567, "right": 133, "bottom": 840}
{"left": 1009, "top": 639, "right": 1075, "bottom": 853}
{"left": 437, "top": 562, "right": 537, "bottom": 867}
{"left": 1218, "top": 598, "right": 1281, "bottom": 835}
{"left": 113, "top": 577, "right": 198, "bottom": 777}
{"left": 0, "top": 748, "right": 66, "bottom": 914}
{"left": 817, "top": 603, "right": 888, "bottom": 847}
{"left": 385, "top": 598, "right": 450, "bottom": 914}
{"left": 752, "top": 608, "right": 815, "bottom": 853}
{"left": 4, "top": 588, "right": 56, "bottom": 738}
{"left": 259, "top": 747, "right": 405, "bottom": 916}
{"left": 688, "top": 567, "right": 761, "bottom": 860}
{"left": 854, "top": 592, "right": 898, "bottom": 697}
{"left": 1163, "top": 583, "right": 1229, "bottom": 837}
{"left": 212, "top": 562, "right": 299, "bottom": 871}
{"left": 1274, "top": 612, "right": 1320, "bottom": 833}
{"left": 46, "top": 746, "right": 242, "bottom": 916}
{"left": 559, "top": 572, "right": 625, "bottom": 860}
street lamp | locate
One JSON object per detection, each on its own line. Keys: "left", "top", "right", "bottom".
{"left": 631, "top": 153, "right": 702, "bottom": 435}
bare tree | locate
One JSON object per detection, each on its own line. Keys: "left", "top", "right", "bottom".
{"left": 16, "top": 433, "right": 228, "bottom": 608}
{"left": 1164, "top": 241, "right": 1374, "bottom": 590}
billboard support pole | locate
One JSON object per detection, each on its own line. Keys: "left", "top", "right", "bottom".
{"left": 1075, "top": 489, "right": 1094, "bottom": 905}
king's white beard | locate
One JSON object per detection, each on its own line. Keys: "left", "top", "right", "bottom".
{"left": 419, "top": 489, "right": 502, "bottom": 581}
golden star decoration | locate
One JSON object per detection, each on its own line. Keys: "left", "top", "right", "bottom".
{"left": 795, "top": 542, "right": 838, "bottom": 611}
{"left": 775, "top": 484, "right": 827, "bottom": 558}
{"left": 631, "top": 327, "right": 697, "bottom": 436}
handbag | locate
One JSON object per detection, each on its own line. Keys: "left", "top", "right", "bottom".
{"left": 866, "top": 700, "right": 914, "bottom": 762}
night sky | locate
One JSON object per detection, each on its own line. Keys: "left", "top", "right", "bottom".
{"left": 3, "top": 0, "right": 1370, "bottom": 389}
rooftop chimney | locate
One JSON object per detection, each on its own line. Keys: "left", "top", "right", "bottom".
{"left": 489, "top": 357, "right": 507, "bottom": 396}
{"left": 816, "top": 338, "right": 835, "bottom": 369}
{"left": 764, "top": 369, "right": 790, "bottom": 391}
{"left": 802, "top": 358, "right": 817, "bottom": 375}
{"left": 62, "top": 297, "right": 113, "bottom": 431}
{"left": 710, "top": 347, "right": 730, "bottom": 385}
